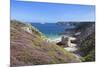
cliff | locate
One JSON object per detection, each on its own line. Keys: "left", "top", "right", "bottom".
{"left": 56, "top": 22, "right": 95, "bottom": 62}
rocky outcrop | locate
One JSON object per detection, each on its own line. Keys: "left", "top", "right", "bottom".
{"left": 22, "top": 27, "right": 32, "bottom": 34}
{"left": 57, "top": 35, "right": 76, "bottom": 47}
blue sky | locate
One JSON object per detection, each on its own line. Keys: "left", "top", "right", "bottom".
{"left": 11, "top": 0, "right": 95, "bottom": 23}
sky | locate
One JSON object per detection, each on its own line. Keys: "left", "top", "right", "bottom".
{"left": 11, "top": 0, "right": 95, "bottom": 23}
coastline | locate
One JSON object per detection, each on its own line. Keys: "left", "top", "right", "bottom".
{"left": 47, "top": 36, "right": 62, "bottom": 43}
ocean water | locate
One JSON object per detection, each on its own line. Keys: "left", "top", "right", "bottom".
{"left": 31, "top": 23, "right": 72, "bottom": 39}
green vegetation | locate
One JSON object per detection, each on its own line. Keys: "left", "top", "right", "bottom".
{"left": 82, "top": 49, "right": 95, "bottom": 62}
{"left": 79, "top": 32, "right": 95, "bottom": 62}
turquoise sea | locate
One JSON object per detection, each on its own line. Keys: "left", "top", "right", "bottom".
{"left": 31, "top": 23, "right": 73, "bottom": 39}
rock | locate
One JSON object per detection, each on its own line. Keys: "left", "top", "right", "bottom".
{"left": 22, "top": 27, "right": 32, "bottom": 34}
{"left": 57, "top": 35, "right": 77, "bottom": 47}
{"left": 61, "top": 36, "right": 70, "bottom": 47}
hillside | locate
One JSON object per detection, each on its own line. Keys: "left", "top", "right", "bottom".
{"left": 68, "top": 22, "right": 95, "bottom": 62}
{"left": 56, "top": 22, "right": 95, "bottom": 62}
{"left": 10, "top": 20, "right": 81, "bottom": 66}
{"left": 76, "top": 24, "right": 95, "bottom": 62}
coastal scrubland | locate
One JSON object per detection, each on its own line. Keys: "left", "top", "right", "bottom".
{"left": 10, "top": 20, "right": 81, "bottom": 66}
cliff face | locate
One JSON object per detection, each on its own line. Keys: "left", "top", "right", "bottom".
{"left": 10, "top": 20, "right": 81, "bottom": 66}
{"left": 75, "top": 23, "right": 95, "bottom": 43}
{"left": 77, "top": 24, "right": 95, "bottom": 62}
{"left": 70, "top": 22, "right": 95, "bottom": 62}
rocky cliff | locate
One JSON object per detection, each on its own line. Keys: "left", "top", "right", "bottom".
{"left": 56, "top": 22, "right": 95, "bottom": 62}
{"left": 76, "top": 23, "right": 95, "bottom": 62}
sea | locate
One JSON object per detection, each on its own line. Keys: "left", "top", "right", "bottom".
{"left": 31, "top": 23, "right": 73, "bottom": 39}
